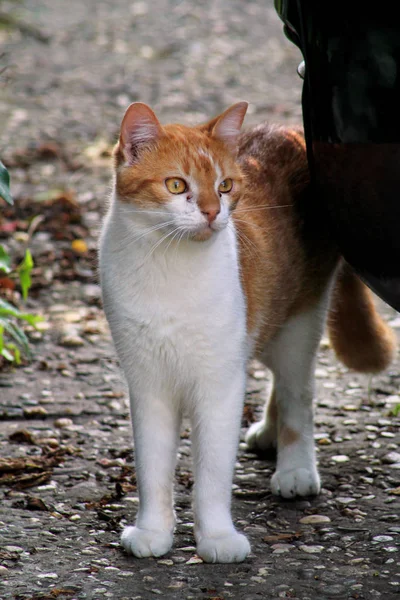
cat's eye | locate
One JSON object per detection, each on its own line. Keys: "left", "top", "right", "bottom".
{"left": 218, "top": 178, "right": 233, "bottom": 193}
{"left": 165, "top": 178, "right": 187, "bottom": 194}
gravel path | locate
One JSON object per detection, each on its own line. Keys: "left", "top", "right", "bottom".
{"left": 0, "top": 1, "right": 399, "bottom": 599}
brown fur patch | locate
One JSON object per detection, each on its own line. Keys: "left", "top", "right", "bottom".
{"left": 279, "top": 425, "right": 300, "bottom": 447}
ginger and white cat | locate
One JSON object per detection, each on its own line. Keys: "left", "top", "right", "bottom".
{"left": 99, "top": 102, "right": 396, "bottom": 563}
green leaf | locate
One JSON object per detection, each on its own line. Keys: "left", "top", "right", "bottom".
{"left": 1, "top": 346, "right": 14, "bottom": 361}
{"left": 391, "top": 403, "right": 400, "bottom": 417}
{"left": 5, "top": 343, "right": 21, "bottom": 365}
{"left": 0, "top": 161, "right": 13, "bottom": 205}
{"left": 0, "top": 316, "right": 31, "bottom": 358}
{"left": 17, "top": 249, "right": 34, "bottom": 301}
{"left": 0, "top": 245, "right": 11, "bottom": 274}
{"left": 0, "top": 298, "right": 42, "bottom": 327}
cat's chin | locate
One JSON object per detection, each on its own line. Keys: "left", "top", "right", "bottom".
{"left": 191, "top": 228, "right": 214, "bottom": 242}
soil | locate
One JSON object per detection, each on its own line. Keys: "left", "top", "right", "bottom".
{"left": 0, "top": 1, "right": 399, "bottom": 599}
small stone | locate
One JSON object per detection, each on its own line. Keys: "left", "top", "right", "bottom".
{"left": 330, "top": 455, "right": 350, "bottom": 463}
{"left": 69, "top": 514, "right": 81, "bottom": 521}
{"left": 157, "top": 559, "right": 174, "bottom": 566}
{"left": 23, "top": 406, "right": 48, "bottom": 418}
{"left": 336, "top": 497, "right": 356, "bottom": 505}
{"left": 54, "top": 417, "right": 74, "bottom": 429}
{"left": 0, "top": 566, "right": 9, "bottom": 575}
{"left": 185, "top": 556, "right": 203, "bottom": 565}
{"left": 271, "top": 543, "right": 294, "bottom": 554}
{"left": 299, "top": 545, "right": 325, "bottom": 553}
{"left": 299, "top": 515, "right": 331, "bottom": 525}
{"left": 318, "top": 437, "right": 332, "bottom": 445}
{"left": 321, "top": 584, "right": 347, "bottom": 597}
{"left": 382, "top": 452, "right": 400, "bottom": 464}
{"left": 380, "top": 431, "right": 395, "bottom": 438}
{"left": 372, "top": 535, "right": 394, "bottom": 543}
{"left": 4, "top": 545, "right": 24, "bottom": 553}
{"left": 37, "top": 573, "right": 58, "bottom": 579}
{"left": 60, "top": 334, "right": 85, "bottom": 347}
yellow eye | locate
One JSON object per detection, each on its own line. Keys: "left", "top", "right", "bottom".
{"left": 165, "top": 178, "right": 187, "bottom": 194}
{"left": 218, "top": 178, "right": 233, "bottom": 193}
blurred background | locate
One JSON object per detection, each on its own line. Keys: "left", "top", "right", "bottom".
{"left": 0, "top": 0, "right": 304, "bottom": 319}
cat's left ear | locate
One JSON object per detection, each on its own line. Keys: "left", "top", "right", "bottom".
{"left": 201, "top": 102, "right": 248, "bottom": 151}
{"left": 119, "top": 102, "right": 164, "bottom": 165}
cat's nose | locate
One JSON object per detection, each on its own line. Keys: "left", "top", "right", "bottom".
{"left": 201, "top": 206, "right": 220, "bottom": 224}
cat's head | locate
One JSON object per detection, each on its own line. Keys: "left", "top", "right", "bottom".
{"left": 113, "top": 102, "right": 248, "bottom": 241}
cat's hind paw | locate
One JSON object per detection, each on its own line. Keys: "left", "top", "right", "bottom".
{"left": 121, "top": 526, "right": 173, "bottom": 558}
{"left": 271, "top": 467, "right": 320, "bottom": 498}
{"left": 245, "top": 420, "right": 276, "bottom": 453}
{"left": 197, "top": 532, "right": 250, "bottom": 563}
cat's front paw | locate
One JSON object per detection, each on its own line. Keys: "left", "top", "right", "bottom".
{"left": 121, "top": 526, "right": 173, "bottom": 558}
{"left": 245, "top": 420, "right": 276, "bottom": 453}
{"left": 271, "top": 467, "right": 320, "bottom": 498}
{"left": 197, "top": 532, "right": 250, "bottom": 563}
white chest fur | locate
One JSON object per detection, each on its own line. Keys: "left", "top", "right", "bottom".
{"left": 99, "top": 199, "right": 247, "bottom": 397}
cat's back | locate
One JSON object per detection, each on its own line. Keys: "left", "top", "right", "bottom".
{"left": 233, "top": 123, "right": 336, "bottom": 349}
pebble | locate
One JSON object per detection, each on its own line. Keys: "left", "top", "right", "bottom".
{"left": 271, "top": 543, "right": 293, "bottom": 554}
{"left": 330, "top": 455, "right": 350, "bottom": 463}
{"left": 4, "top": 546, "right": 24, "bottom": 553}
{"left": 382, "top": 451, "right": 400, "bottom": 464}
{"left": 372, "top": 535, "right": 394, "bottom": 543}
{"left": 299, "top": 515, "right": 331, "bottom": 525}
{"left": 0, "top": 566, "right": 8, "bottom": 575}
{"left": 157, "top": 559, "right": 174, "bottom": 566}
{"left": 37, "top": 573, "right": 58, "bottom": 579}
{"left": 185, "top": 556, "right": 203, "bottom": 565}
{"left": 54, "top": 417, "right": 74, "bottom": 429}
{"left": 60, "top": 334, "right": 85, "bottom": 347}
{"left": 321, "top": 584, "right": 347, "bottom": 597}
{"left": 299, "top": 545, "right": 325, "bottom": 553}
{"left": 23, "top": 406, "right": 48, "bottom": 418}
{"left": 336, "top": 497, "right": 356, "bottom": 505}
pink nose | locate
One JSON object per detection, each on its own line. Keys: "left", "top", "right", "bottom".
{"left": 201, "top": 207, "right": 220, "bottom": 224}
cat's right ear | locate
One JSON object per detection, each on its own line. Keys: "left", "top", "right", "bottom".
{"left": 118, "top": 103, "right": 163, "bottom": 165}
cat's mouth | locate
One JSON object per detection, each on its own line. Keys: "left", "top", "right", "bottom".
{"left": 190, "top": 221, "right": 223, "bottom": 242}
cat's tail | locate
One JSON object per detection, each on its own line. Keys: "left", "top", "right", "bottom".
{"left": 327, "top": 262, "right": 397, "bottom": 373}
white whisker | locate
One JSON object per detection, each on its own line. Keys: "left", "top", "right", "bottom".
{"left": 234, "top": 203, "right": 293, "bottom": 214}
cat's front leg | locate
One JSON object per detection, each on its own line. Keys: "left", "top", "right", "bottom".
{"left": 190, "top": 373, "right": 251, "bottom": 563}
{"left": 121, "top": 386, "right": 181, "bottom": 558}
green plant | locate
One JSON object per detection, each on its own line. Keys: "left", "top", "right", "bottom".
{"left": 0, "top": 161, "right": 41, "bottom": 365}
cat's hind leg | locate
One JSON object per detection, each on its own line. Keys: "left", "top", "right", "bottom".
{"left": 248, "top": 293, "right": 330, "bottom": 498}
{"left": 121, "top": 386, "right": 181, "bottom": 558}
{"left": 190, "top": 372, "right": 251, "bottom": 563}
{"left": 245, "top": 386, "right": 277, "bottom": 453}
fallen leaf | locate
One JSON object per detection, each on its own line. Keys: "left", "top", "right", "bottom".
{"left": 25, "top": 495, "right": 50, "bottom": 511}
{"left": 9, "top": 429, "right": 37, "bottom": 445}
{"left": 71, "top": 239, "right": 88, "bottom": 254}
{"left": 263, "top": 532, "right": 302, "bottom": 543}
